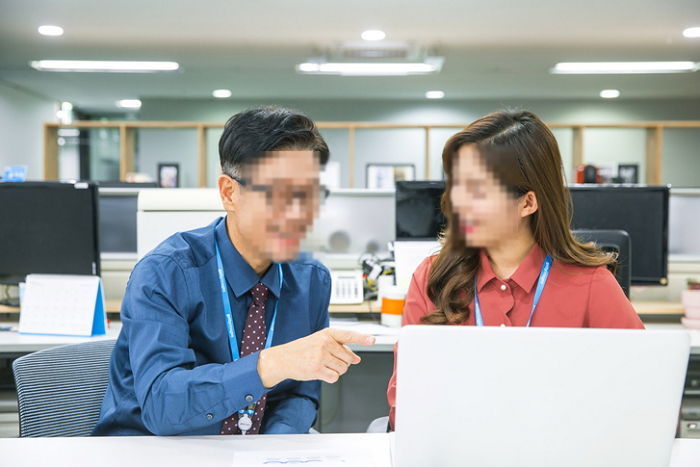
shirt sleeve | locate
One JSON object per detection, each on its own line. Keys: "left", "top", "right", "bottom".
{"left": 387, "top": 256, "right": 436, "bottom": 430}
{"left": 261, "top": 265, "right": 332, "bottom": 434}
{"left": 585, "top": 266, "right": 645, "bottom": 329}
{"left": 122, "top": 255, "right": 269, "bottom": 436}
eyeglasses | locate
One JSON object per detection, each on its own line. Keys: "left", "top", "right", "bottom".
{"left": 230, "top": 175, "right": 329, "bottom": 209}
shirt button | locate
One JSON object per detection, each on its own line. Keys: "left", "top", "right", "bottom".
{"left": 500, "top": 284, "right": 507, "bottom": 291}
{"left": 206, "top": 413, "right": 213, "bottom": 420}
{"left": 245, "top": 394, "right": 254, "bottom": 403}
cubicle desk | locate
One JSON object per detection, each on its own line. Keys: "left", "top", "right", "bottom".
{"left": 0, "top": 319, "right": 391, "bottom": 358}
{"left": 0, "top": 319, "right": 697, "bottom": 356}
{"left": 634, "top": 301, "right": 687, "bottom": 319}
{"left": 0, "top": 323, "right": 121, "bottom": 356}
{"left": 108, "top": 300, "right": 382, "bottom": 315}
{"left": 0, "top": 300, "right": 382, "bottom": 316}
{"left": 110, "top": 299, "right": 687, "bottom": 317}
{"left": 0, "top": 433, "right": 698, "bottom": 467}
{"left": 0, "top": 299, "right": 688, "bottom": 318}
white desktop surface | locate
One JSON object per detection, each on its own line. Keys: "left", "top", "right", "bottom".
{"left": 0, "top": 322, "right": 122, "bottom": 354}
{"left": 0, "top": 433, "right": 698, "bottom": 467}
{"left": 340, "top": 321, "right": 700, "bottom": 354}
{"left": 645, "top": 323, "right": 700, "bottom": 353}
{"left": 0, "top": 320, "right": 396, "bottom": 355}
{"left": 1, "top": 321, "right": 699, "bottom": 354}
{"left": 0, "top": 433, "right": 391, "bottom": 467}
{"left": 0, "top": 320, "right": 393, "bottom": 355}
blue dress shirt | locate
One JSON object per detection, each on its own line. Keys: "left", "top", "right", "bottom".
{"left": 93, "top": 217, "right": 331, "bottom": 436}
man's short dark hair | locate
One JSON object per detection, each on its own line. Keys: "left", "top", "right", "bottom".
{"left": 219, "top": 106, "right": 329, "bottom": 177}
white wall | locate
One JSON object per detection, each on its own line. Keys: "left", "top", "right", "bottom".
{"left": 136, "top": 128, "right": 198, "bottom": 187}
{"left": 0, "top": 81, "right": 56, "bottom": 179}
{"left": 664, "top": 129, "right": 700, "bottom": 188}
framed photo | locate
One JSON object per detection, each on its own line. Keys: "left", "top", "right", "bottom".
{"left": 617, "top": 164, "right": 639, "bottom": 184}
{"left": 157, "top": 163, "right": 180, "bottom": 188}
{"left": 596, "top": 163, "right": 617, "bottom": 184}
{"left": 366, "top": 163, "right": 416, "bottom": 189}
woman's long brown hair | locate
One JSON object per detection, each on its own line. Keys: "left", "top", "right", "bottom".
{"left": 422, "top": 110, "right": 616, "bottom": 324}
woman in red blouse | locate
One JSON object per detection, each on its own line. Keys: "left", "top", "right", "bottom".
{"left": 387, "top": 110, "right": 644, "bottom": 429}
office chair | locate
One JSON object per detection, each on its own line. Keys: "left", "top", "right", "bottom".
{"left": 573, "top": 229, "right": 632, "bottom": 298}
{"left": 367, "top": 415, "right": 390, "bottom": 433}
{"left": 12, "top": 339, "right": 116, "bottom": 437}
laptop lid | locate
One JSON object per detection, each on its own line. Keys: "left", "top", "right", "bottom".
{"left": 395, "top": 326, "right": 689, "bottom": 467}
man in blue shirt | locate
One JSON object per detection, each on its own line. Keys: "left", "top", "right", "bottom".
{"left": 94, "top": 107, "right": 375, "bottom": 436}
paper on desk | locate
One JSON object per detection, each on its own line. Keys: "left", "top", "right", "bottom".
{"left": 232, "top": 450, "right": 373, "bottom": 466}
{"left": 329, "top": 320, "right": 401, "bottom": 337}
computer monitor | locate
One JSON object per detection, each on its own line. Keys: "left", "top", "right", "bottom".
{"left": 98, "top": 182, "right": 157, "bottom": 256}
{"left": 394, "top": 182, "right": 669, "bottom": 286}
{"left": 0, "top": 181, "right": 101, "bottom": 283}
{"left": 395, "top": 181, "right": 446, "bottom": 240}
{"left": 569, "top": 185, "right": 669, "bottom": 286}
{"left": 302, "top": 189, "right": 396, "bottom": 254}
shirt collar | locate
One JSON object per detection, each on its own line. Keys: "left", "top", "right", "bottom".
{"left": 476, "top": 243, "right": 547, "bottom": 294}
{"left": 476, "top": 249, "right": 498, "bottom": 292}
{"left": 214, "top": 217, "right": 283, "bottom": 298}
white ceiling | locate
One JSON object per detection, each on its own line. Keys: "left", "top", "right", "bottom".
{"left": 1, "top": 0, "right": 699, "bottom": 112}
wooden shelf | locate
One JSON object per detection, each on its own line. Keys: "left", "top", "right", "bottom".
{"left": 43, "top": 120, "right": 700, "bottom": 187}
{"left": 106, "top": 299, "right": 121, "bottom": 314}
{"left": 631, "top": 301, "right": 685, "bottom": 316}
{"left": 329, "top": 302, "right": 380, "bottom": 314}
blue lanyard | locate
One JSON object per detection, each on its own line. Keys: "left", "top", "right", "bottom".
{"left": 214, "top": 243, "right": 283, "bottom": 362}
{"left": 473, "top": 255, "right": 552, "bottom": 327}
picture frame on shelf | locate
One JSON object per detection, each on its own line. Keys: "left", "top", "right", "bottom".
{"left": 366, "top": 163, "right": 415, "bottom": 189}
{"left": 617, "top": 164, "right": 639, "bottom": 184}
{"left": 157, "top": 163, "right": 180, "bottom": 188}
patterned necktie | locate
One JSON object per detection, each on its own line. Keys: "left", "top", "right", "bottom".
{"left": 220, "top": 282, "right": 270, "bottom": 435}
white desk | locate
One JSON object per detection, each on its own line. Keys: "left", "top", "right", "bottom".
{"left": 0, "top": 321, "right": 698, "bottom": 355}
{"left": 331, "top": 318, "right": 399, "bottom": 352}
{"left": 645, "top": 323, "right": 700, "bottom": 355}
{"left": 0, "top": 320, "right": 391, "bottom": 356}
{"left": 0, "top": 322, "right": 121, "bottom": 355}
{"left": 338, "top": 320, "right": 700, "bottom": 355}
{"left": 0, "top": 433, "right": 391, "bottom": 467}
{"left": 0, "top": 433, "right": 698, "bottom": 467}
{"left": 0, "top": 320, "right": 393, "bottom": 355}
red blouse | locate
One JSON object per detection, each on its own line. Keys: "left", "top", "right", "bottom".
{"left": 387, "top": 244, "right": 644, "bottom": 428}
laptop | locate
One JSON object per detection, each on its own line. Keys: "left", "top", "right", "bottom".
{"left": 394, "top": 326, "right": 690, "bottom": 467}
